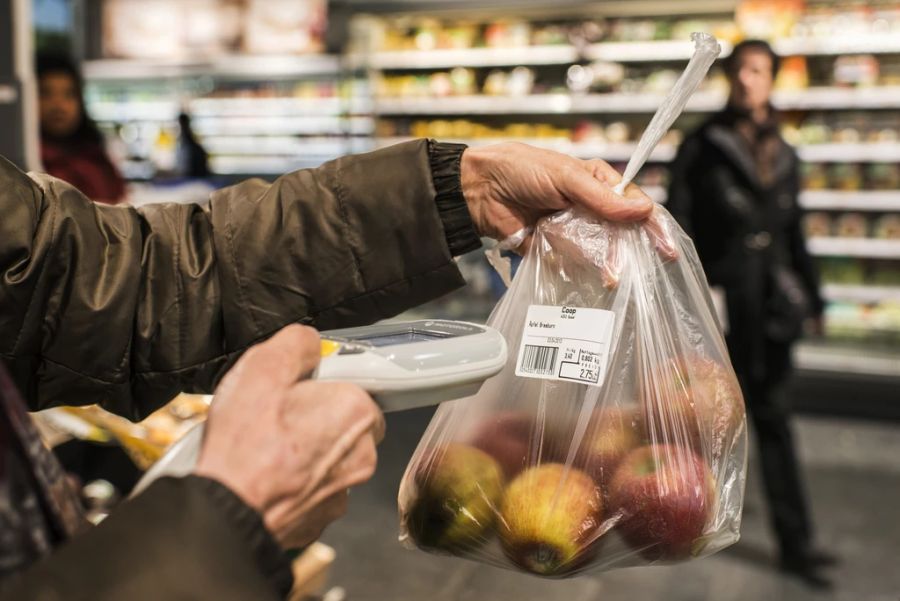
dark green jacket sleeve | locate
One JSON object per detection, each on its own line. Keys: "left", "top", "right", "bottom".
{"left": 0, "top": 139, "right": 474, "bottom": 419}
{"left": 1, "top": 476, "right": 293, "bottom": 601}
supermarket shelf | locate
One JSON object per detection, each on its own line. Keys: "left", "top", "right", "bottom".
{"left": 89, "top": 100, "right": 179, "bottom": 122}
{"left": 373, "top": 136, "right": 676, "bottom": 162}
{"left": 375, "top": 89, "right": 900, "bottom": 116}
{"left": 800, "top": 190, "right": 900, "bottom": 212}
{"left": 798, "top": 143, "right": 900, "bottom": 163}
{"left": 373, "top": 92, "right": 725, "bottom": 115}
{"left": 209, "top": 154, "right": 345, "bottom": 175}
{"left": 189, "top": 97, "right": 345, "bottom": 117}
{"left": 83, "top": 54, "right": 343, "bottom": 81}
{"left": 774, "top": 35, "right": 900, "bottom": 57}
{"left": 772, "top": 86, "right": 900, "bottom": 110}
{"left": 373, "top": 94, "right": 572, "bottom": 115}
{"left": 351, "top": 45, "right": 579, "bottom": 70}
{"left": 794, "top": 340, "right": 900, "bottom": 378}
{"left": 807, "top": 237, "right": 900, "bottom": 259}
{"left": 823, "top": 284, "right": 900, "bottom": 304}
{"left": 584, "top": 39, "right": 734, "bottom": 62}
{"left": 572, "top": 90, "right": 724, "bottom": 113}
{"left": 192, "top": 116, "right": 374, "bottom": 136}
{"left": 203, "top": 137, "right": 351, "bottom": 156}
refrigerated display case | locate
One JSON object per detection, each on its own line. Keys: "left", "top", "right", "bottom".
{"left": 80, "top": 0, "right": 371, "bottom": 185}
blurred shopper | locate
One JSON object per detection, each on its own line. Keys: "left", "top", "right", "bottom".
{"left": 0, "top": 140, "right": 654, "bottom": 599}
{"left": 667, "top": 40, "right": 833, "bottom": 588}
{"left": 36, "top": 53, "right": 126, "bottom": 204}
{"left": 176, "top": 111, "right": 211, "bottom": 178}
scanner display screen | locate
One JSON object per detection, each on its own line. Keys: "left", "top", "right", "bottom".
{"left": 357, "top": 330, "right": 448, "bottom": 347}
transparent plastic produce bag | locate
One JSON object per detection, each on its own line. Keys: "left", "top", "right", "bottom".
{"left": 398, "top": 33, "right": 748, "bottom": 578}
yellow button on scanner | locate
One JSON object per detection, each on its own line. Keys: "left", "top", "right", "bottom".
{"left": 320, "top": 339, "right": 342, "bottom": 358}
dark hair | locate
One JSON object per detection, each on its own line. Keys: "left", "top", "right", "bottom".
{"left": 724, "top": 39, "right": 781, "bottom": 78}
{"left": 36, "top": 52, "right": 104, "bottom": 144}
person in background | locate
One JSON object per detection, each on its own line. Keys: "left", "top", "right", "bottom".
{"left": 176, "top": 111, "right": 211, "bottom": 178}
{"left": 36, "top": 53, "right": 126, "bottom": 204}
{"left": 667, "top": 40, "right": 834, "bottom": 588}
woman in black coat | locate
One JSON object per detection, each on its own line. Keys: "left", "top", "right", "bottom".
{"left": 667, "top": 40, "right": 834, "bottom": 588}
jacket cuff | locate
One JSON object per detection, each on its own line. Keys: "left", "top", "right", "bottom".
{"left": 428, "top": 140, "right": 482, "bottom": 256}
{"left": 186, "top": 476, "right": 294, "bottom": 597}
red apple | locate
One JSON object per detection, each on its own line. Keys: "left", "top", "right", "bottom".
{"left": 469, "top": 411, "right": 537, "bottom": 479}
{"left": 641, "top": 355, "right": 745, "bottom": 457}
{"left": 575, "top": 405, "right": 644, "bottom": 490}
{"left": 609, "top": 444, "right": 716, "bottom": 561}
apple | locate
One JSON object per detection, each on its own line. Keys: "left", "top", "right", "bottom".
{"left": 468, "top": 411, "right": 541, "bottom": 479}
{"left": 499, "top": 464, "right": 604, "bottom": 576}
{"left": 575, "top": 405, "right": 644, "bottom": 490}
{"left": 609, "top": 444, "right": 716, "bottom": 561}
{"left": 404, "top": 443, "right": 505, "bottom": 553}
{"left": 641, "top": 355, "right": 745, "bottom": 457}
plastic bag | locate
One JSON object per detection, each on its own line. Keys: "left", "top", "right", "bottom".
{"left": 398, "top": 203, "right": 748, "bottom": 576}
{"left": 398, "top": 33, "right": 747, "bottom": 577}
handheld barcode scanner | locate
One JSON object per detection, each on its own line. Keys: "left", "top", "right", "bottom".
{"left": 132, "top": 320, "right": 506, "bottom": 496}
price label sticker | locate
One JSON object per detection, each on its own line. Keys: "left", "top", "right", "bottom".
{"left": 515, "top": 305, "right": 615, "bottom": 386}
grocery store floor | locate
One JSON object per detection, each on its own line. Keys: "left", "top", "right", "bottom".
{"left": 320, "top": 408, "right": 900, "bottom": 601}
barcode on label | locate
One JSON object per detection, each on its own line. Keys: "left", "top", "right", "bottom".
{"left": 520, "top": 344, "right": 559, "bottom": 376}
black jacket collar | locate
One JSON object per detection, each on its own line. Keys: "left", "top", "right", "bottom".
{"left": 702, "top": 106, "right": 795, "bottom": 189}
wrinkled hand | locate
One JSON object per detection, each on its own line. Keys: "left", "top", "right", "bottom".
{"left": 194, "top": 325, "right": 384, "bottom": 549}
{"left": 461, "top": 143, "right": 678, "bottom": 260}
{"left": 461, "top": 143, "right": 654, "bottom": 242}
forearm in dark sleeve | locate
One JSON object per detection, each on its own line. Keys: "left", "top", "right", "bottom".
{"left": 0, "top": 476, "right": 291, "bottom": 601}
{"left": 0, "top": 140, "right": 471, "bottom": 417}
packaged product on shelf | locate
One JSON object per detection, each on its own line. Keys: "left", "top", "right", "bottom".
{"left": 413, "top": 18, "right": 442, "bottom": 51}
{"left": 803, "top": 212, "right": 833, "bottom": 238}
{"left": 775, "top": 56, "right": 809, "bottom": 91}
{"left": 833, "top": 55, "right": 880, "bottom": 87}
{"left": 873, "top": 215, "right": 900, "bottom": 240}
{"left": 242, "top": 0, "right": 326, "bottom": 55}
{"left": 644, "top": 70, "right": 680, "bottom": 94}
{"left": 797, "top": 116, "right": 831, "bottom": 145}
{"left": 834, "top": 213, "right": 870, "bottom": 238}
{"left": 571, "top": 20, "right": 609, "bottom": 45}
{"left": 429, "top": 72, "right": 453, "bottom": 97}
{"left": 484, "top": 70, "right": 510, "bottom": 96}
{"left": 605, "top": 121, "right": 630, "bottom": 144}
{"left": 572, "top": 120, "right": 606, "bottom": 143}
{"left": 440, "top": 22, "right": 479, "bottom": 49}
{"left": 872, "top": 261, "right": 900, "bottom": 286}
{"left": 484, "top": 21, "right": 532, "bottom": 48}
{"left": 865, "top": 163, "right": 900, "bottom": 190}
{"left": 824, "top": 302, "right": 870, "bottom": 341}
{"left": 736, "top": 0, "right": 804, "bottom": 39}
{"left": 819, "top": 258, "right": 866, "bottom": 285}
{"left": 833, "top": 124, "right": 863, "bottom": 144}
{"left": 399, "top": 205, "right": 748, "bottom": 577}
{"left": 507, "top": 67, "right": 537, "bottom": 96}
{"left": 531, "top": 24, "right": 570, "bottom": 46}
{"left": 828, "top": 163, "right": 864, "bottom": 191}
{"left": 800, "top": 163, "right": 829, "bottom": 190}
{"left": 609, "top": 18, "right": 659, "bottom": 42}
{"left": 449, "top": 67, "right": 478, "bottom": 96}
